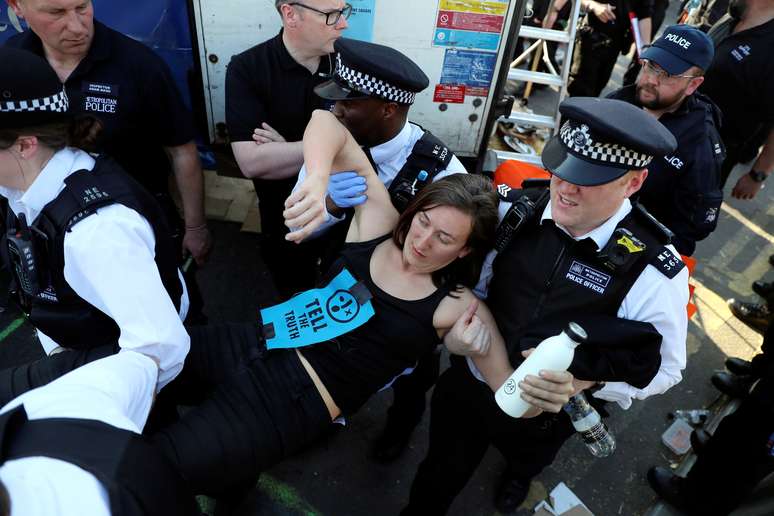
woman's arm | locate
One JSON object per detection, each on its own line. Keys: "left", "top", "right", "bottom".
{"left": 435, "top": 290, "right": 574, "bottom": 415}
{"left": 283, "top": 110, "right": 397, "bottom": 243}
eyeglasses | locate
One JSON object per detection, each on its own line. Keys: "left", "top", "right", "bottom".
{"left": 288, "top": 2, "right": 352, "bottom": 25}
{"left": 639, "top": 59, "right": 701, "bottom": 82}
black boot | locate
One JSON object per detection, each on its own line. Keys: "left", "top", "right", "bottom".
{"left": 647, "top": 466, "right": 692, "bottom": 514}
{"left": 690, "top": 428, "right": 711, "bottom": 455}
{"left": 494, "top": 471, "right": 531, "bottom": 514}
{"left": 711, "top": 371, "right": 754, "bottom": 398}
{"left": 724, "top": 356, "right": 754, "bottom": 376}
{"left": 728, "top": 299, "right": 771, "bottom": 334}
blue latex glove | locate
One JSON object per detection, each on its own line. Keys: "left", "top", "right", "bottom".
{"left": 328, "top": 171, "right": 367, "bottom": 208}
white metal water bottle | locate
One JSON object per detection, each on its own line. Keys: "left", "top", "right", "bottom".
{"left": 495, "top": 322, "right": 587, "bottom": 418}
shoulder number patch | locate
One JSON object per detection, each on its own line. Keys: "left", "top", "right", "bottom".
{"left": 651, "top": 247, "right": 686, "bottom": 279}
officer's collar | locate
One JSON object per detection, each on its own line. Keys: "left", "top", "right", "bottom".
{"left": 275, "top": 29, "right": 332, "bottom": 75}
{"left": 541, "top": 198, "right": 633, "bottom": 251}
{"left": 367, "top": 121, "right": 412, "bottom": 167}
{"left": 0, "top": 148, "right": 95, "bottom": 225}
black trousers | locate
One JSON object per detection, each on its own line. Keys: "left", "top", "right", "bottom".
{"left": 684, "top": 334, "right": 774, "bottom": 515}
{"left": 386, "top": 350, "right": 441, "bottom": 430}
{"left": 254, "top": 177, "right": 321, "bottom": 300}
{"left": 151, "top": 324, "right": 331, "bottom": 497}
{"left": 567, "top": 30, "right": 623, "bottom": 98}
{"left": 403, "top": 359, "right": 575, "bottom": 515}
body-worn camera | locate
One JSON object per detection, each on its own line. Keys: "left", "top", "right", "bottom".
{"left": 6, "top": 213, "right": 42, "bottom": 301}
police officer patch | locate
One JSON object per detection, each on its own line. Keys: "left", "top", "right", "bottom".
{"left": 565, "top": 260, "right": 611, "bottom": 295}
{"left": 650, "top": 247, "right": 686, "bottom": 279}
{"left": 82, "top": 82, "right": 119, "bottom": 115}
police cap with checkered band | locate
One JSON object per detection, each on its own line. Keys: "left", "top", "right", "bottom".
{"left": 0, "top": 47, "right": 70, "bottom": 129}
{"left": 541, "top": 97, "right": 677, "bottom": 186}
{"left": 314, "top": 38, "right": 429, "bottom": 105}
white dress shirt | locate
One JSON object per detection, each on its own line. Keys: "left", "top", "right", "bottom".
{"left": 0, "top": 351, "right": 158, "bottom": 516}
{"left": 0, "top": 148, "right": 190, "bottom": 389}
{"left": 473, "top": 198, "right": 689, "bottom": 409}
{"left": 292, "top": 121, "right": 468, "bottom": 235}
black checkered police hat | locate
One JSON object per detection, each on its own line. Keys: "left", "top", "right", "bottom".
{"left": 0, "top": 47, "right": 69, "bottom": 129}
{"left": 542, "top": 97, "right": 677, "bottom": 186}
{"left": 314, "top": 38, "right": 429, "bottom": 105}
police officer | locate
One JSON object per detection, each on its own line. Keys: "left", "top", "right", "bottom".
{"left": 403, "top": 98, "right": 690, "bottom": 515}
{"left": 608, "top": 25, "right": 725, "bottom": 256}
{"left": 4, "top": 0, "right": 212, "bottom": 268}
{"left": 226, "top": 0, "right": 350, "bottom": 299}
{"left": 0, "top": 47, "right": 189, "bottom": 391}
{"left": 290, "top": 37, "right": 468, "bottom": 461}
{"left": 552, "top": 0, "right": 653, "bottom": 97}
{"left": 0, "top": 352, "right": 197, "bottom": 515}
{"left": 701, "top": 0, "right": 774, "bottom": 200}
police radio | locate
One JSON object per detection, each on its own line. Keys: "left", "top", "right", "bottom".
{"left": 494, "top": 194, "right": 540, "bottom": 253}
{"left": 6, "top": 213, "right": 42, "bottom": 300}
{"left": 390, "top": 169, "right": 430, "bottom": 213}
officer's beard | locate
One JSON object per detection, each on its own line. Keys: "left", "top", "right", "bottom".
{"left": 635, "top": 83, "right": 686, "bottom": 112}
{"left": 728, "top": 0, "right": 748, "bottom": 20}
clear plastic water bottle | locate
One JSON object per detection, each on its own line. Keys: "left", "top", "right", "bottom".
{"left": 563, "top": 392, "right": 616, "bottom": 457}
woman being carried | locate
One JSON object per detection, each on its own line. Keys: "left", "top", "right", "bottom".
{"left": 149, "top": 110, "right": 576, "bottom": 500}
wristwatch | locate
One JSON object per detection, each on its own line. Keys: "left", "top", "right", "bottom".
{"left": 748, "top": 169, "right": 769, "bottom": 183}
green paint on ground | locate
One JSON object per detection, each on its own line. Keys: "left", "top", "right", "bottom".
{"left": 258, "top": 474, "right": 322, "bottom": 516}
{"left": 0, "top": 317, "right": 25, "bottom": 343}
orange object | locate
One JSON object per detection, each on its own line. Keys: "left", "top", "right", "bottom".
{"left": 681, "top": 255, "right": 697, "bottom": 319}
{"left": 494, "top": 159, "right": 550, "bottom": 190}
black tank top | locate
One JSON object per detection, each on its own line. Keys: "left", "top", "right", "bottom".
{"left": 300, "top": 234, "right": 452, "bottom": 416}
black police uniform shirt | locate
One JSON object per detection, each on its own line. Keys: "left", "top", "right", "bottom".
{"left": 225, "top": 30, "right": 332, "bottom": 241}
{"left": 607, "top": 85, "right": 725, "bottom": 256}
{"left": 701, "top": 16, "right": 774, "bottom": 151}
{"left": 5, "top": 21, "right": 195, "bottom": 197}
{"left": 586, "top": 0, "right": 654, "bottom": 48}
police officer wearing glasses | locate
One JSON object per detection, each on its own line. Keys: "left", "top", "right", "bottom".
{"left": 608, "top": 25, "right": 725, "bottom": 256}
{"left": 403, "top": 98, "right": 690, "bottom": 515}
{"left": 226, "top": 0, "right": 352, "bottom": 299}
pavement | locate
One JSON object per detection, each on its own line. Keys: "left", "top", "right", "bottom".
{"left": 1, "top": 11, "right": 772, "bottom": 516}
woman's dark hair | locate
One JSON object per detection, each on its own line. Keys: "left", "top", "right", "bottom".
{"left": 392, "top": 173, "right": 499, "bottom": 291}
{"left": 0, "top": 115, "right": 103, "bottom": 152}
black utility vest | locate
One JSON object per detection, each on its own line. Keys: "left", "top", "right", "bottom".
{"left": 0, "top": 405, "right": 197, "bottom": 516}
{"left": 0, "top": 156, "right": 182, "bottom": 350}
{"left": 488, "top": 194, "right": 675, "bottom": 366}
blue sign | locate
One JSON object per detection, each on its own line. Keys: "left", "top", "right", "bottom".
{"left": 344, "top": 0, "right": 376, "bottom": 42}
{"left": 260, "top": 268, "right": 374, "bottom": 350}
{"left": 433, "top": 28, "right": 500, "bottom": 51}
{"left": 440, "top": 49, "right": 497, "bottom": 89}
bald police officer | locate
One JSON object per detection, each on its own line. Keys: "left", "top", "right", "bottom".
{"left": 404, "top": 98, "right": 689, "bottom": 515}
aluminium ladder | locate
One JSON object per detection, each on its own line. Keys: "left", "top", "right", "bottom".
{"left": 493, "top": 0, "right": 583, "bottom": 166}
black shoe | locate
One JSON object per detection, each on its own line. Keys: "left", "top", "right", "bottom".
{"left": 769, "top": 254, "right": 774, "bottom": 267}
{"left": 725, "top": 356, "right": 754, "bottom": 376}
{"left": 647, "top": 466, "right": 691, "bottom": 513}
{"left": 370, "top": 417, "right": 419, "bottom": 464}
{"left": 752, "top": 280, "right": 774, "bottom": 301}
{"left": 711, "top": 371, "right": 754, "bottom": 398}
{"left": 690, "top": 428, "right": 711, "bottom": 455}
{"left": 728, "top": 299, "right": 771, "bottom": 334}
{"left": 494, "top": 473, "right": 531, "bottom": 514}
